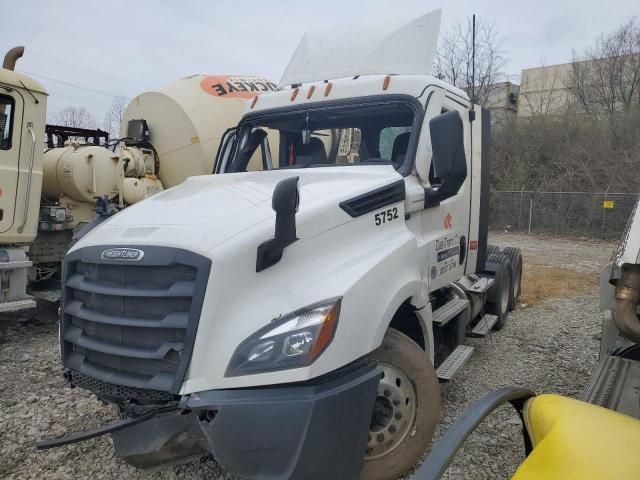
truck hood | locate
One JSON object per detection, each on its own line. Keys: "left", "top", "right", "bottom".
{"left": 75, "top": 165, "right": 402, "bottom": 255}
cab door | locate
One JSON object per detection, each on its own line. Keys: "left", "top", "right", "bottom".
{"left": 0, "top": 88, "right": 24, "bottom": 233}
{"left": 419, "top": 95, "right": 472, "bottom": 291}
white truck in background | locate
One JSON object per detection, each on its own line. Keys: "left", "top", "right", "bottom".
{"left": 40, "top": 10, "right": 524, "bottom": 480}
{"left": 0, "top": 47, "right": 277, "bottom": 312}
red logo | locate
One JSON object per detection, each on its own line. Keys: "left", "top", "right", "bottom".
{"left": 470, "top": 240, "right": 478, "bottom": 251}
{"left": 444, "top": 213, "right": 453, "bottom": 229}
{"left": 200, "top": 75, "right": 279, "bottom": 98}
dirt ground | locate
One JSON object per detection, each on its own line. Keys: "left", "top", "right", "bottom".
{"left": 0, "top": 232, "right": 617, "bottom": 480}
{"left": 492, "top": 232, "right": 613, "bottom": 306}
{"left": 432, "top": 232, "right": 615, "bottom": 479}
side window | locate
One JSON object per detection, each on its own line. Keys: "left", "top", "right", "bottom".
{"left": 379, "top": 126, "right": 411, "bottom": 163}
{"left": 0, "top": 95, "right": 15, "bottom": 150}
{"left": 214, "top": 128, "right": 237, "bottom": 173}
{"left": 246, "top": 128, "right": 278, "bottom": 171}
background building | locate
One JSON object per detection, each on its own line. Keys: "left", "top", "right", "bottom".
{"left": 518, "top": 63, "right": 574, "bottom": 117}
{"left": 483, "top": 81, "right": 520, "bottom": 124}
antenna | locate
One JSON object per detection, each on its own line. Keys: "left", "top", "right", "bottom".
{"left": 470, "top": 14, "right": 476, "bottom": 121}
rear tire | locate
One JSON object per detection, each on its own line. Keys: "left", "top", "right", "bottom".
{"left": 485, "top": 254, "right": 513, "bottom": 330}
{"left": 360, "top": 329, "right": 440, "bottom": 480}
{"left": 487, "top": 244, "right": 501, "bottom": 257}
{"left": 501, "top": 247, "right": 523, "bottom": 311}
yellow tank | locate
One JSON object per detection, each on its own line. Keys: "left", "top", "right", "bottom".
{"left": 42, "top": 145, "right": 119, "bottom": 203}
{"left": 121, "top": 74, "right": 278, "bottom": 188}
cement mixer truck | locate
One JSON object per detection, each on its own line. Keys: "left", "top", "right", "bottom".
{"left": 0, "top": 46, "right": 277, "bottom": 313}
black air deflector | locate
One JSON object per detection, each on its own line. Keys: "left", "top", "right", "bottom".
{"left": 60, "top": 245, "right": 211, "bottom": 396}
{"left": 339, "top": 180, "right": 405, "bottom": 218}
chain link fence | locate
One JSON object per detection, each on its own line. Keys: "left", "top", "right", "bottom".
{"left": 489, "top": 190, "right": 639, "bottom": 239}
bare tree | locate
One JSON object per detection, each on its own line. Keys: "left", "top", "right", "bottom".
{"left": 491, "top": 17, "right": 640, "bottom": 204}
{"left": 102, "top": 95, "right": 128, "bottom": 139}
{"left": 52, "top": 106, "right": 97, "bottom": 129}
{"left": 434, "top": 16, "right": 507, "bottom": 106}
{"left": 568, "top": 19, "right": 640, "bottom": 115}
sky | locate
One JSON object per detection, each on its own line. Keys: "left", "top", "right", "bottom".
{"left": 1, "top": 0, "right": 637, "bottom": 125}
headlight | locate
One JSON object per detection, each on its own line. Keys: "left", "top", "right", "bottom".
{"left": 225, "top": 298, "right": 341, "bottom": 377}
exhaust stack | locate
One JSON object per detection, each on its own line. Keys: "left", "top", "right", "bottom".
{"left": 3, "top": 46, "right": 25, "bottom": 71}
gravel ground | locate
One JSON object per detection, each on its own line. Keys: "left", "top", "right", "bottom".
{"left": 0, "top": 233, "right": 615, "bottom": 479}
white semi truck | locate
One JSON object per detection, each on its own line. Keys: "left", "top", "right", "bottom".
{"left": 40, "top": 11, "right": 523, "bottom": 480}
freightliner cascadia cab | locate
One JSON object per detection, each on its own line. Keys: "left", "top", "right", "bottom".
{"left": 43, "top": 10, "right": 521, "bottom": 480}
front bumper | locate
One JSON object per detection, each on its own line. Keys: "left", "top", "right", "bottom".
{"left": 112, "top": 364, "right": 379, "bottom": 479}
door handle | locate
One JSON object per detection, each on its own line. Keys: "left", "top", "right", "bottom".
{"left": 17, "top": 122, "right": 36, "bottom": 233}
{"left": 459, "top": 235, "right": 467, "bottom": 265}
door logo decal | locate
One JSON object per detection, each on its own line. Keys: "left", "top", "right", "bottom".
{"left": 444, "top": 213, "right": 453, "bottom": 229}
{"left": 435, "top": 233, "right": 461, "bottom": 275}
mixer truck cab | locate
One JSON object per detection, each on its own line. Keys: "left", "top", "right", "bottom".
{"left": 0, "top": 47, "right": 47, "bottom": 311}
{"left": 47, "top": 10, "right": 523, "bottom": 480}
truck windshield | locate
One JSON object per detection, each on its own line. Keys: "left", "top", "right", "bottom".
{"left": 223, "top": 100, "right": 419, "bottom": 172}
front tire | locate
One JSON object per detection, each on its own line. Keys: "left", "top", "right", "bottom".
{"left": 361, "top": 329, "right": 440, "bottom": 480}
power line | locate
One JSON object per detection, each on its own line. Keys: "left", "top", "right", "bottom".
{"left": 48, "top": 90, "right": 114, "bottom": 108}
{"left": 47, "top": 96, "right": 111, "bottom": 118}
{"left": 0, "top": 42, "right": 145, "bottom": 87}
{"left": 50, "top": 96, "right": 110, "bottom": 109}
{"left": 17, "top": 70, "right": 126, "bottom": 98}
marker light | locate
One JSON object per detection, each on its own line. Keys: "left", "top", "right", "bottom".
{"left": 307, "top": 85, "right": 315, "bottom": 99}
{"left": 383, "top": 75, "right": 391, "bottom": 90}
{"left": 225, "top": 299, "right": 341, "bottom": 377}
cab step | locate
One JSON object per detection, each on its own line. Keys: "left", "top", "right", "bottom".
{"left": 432, "top": 298, "right": 469, "bottom": 327}
{"left": 437, "top": 345, "right": 474, "bottom": 381}
{"left": 469, "top": 314, "right": 498, "bottom": 337}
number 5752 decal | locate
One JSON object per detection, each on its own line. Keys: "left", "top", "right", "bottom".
{"left": 374, "top": 207, "right": 399, "bottom": 226}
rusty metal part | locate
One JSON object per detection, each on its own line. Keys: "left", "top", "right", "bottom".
{"left": 616, "top": 286, "right": 640, "bottom": 303}
{"left": 612, "top": 264, "right": 640, "bottom": 344}
{"left": 3, "top": 46, "right": 24, "bottom": 71}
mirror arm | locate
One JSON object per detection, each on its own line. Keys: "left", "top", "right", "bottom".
{"left": 424, "top": 182, "right": 459, "bottom": 208}
{"left": 256, "top": 176, "right": 300, "bottom": 272}
{"left": 424, "top": 187, "right": 443, "bottom": 208}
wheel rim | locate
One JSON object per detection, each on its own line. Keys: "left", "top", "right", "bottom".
{"left": 501, "top": 271, "right": 511, "bottom": 314}
{"left": 365, "top": 363, "right": 417, "bottom": 460}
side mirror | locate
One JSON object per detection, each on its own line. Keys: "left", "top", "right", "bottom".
{"left": 425, "top": 110, "right": 467, "bottom": 208}
{"left": 256, "top": 176, "right": 299, "bottom": 272}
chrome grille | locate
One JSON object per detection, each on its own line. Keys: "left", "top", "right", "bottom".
{"left": 61, "top": 245, "right": 210, "bottom": 397}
